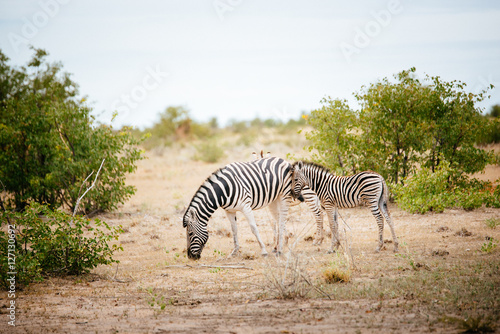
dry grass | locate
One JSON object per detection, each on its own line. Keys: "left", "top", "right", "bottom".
{"left": 1, "top": 138, "right": 499, "bottom": 333}
{"left": 322, "top": 252, "right": 352, "bottom": 283}
{"left": 260, "top": 252, "right": 313, "bottom": 299}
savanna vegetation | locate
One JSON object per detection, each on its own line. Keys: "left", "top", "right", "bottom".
{"left": 1, "top": 50, "right": 499, "bottom": 333}
{"left": 303, "top": 68, "right": 500, "bottom": 213}
{"left": 133, "top": 104, "right": 307, "bottom": 162}
{"left": 0, "top": 48, "right": 143, "bottom": 288}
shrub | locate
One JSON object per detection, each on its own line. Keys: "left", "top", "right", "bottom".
{"left": 0, "top": 48, "right": 145, "bottom": 214}
{"left": 261, "top": 253, "right": 312, "bottom": 299}
{"left": 322, "top": 265, "right": 351, "bottom": 284}
{"left": 322, "top": 251, "right": 352, "bottom": 283}
{"left": 305, "top": 68, "right": 495, "bottom": 185}
{"left": 304, "top": 98, "right": 360, "bottom": 176}
{"left": 477, "top": 116, "right": 500, "bottom": 144}
{"left": 392, "top": 162, "right": 500, "bottom": 214}
{"left": 0, "top": 202, "right": 123, "bottom": 289}
{"left": 480, "top": 238, "right": 497, "bottom": 253}
{"left": 485, "top": 218, "right": 500, "bottom": 229}
{"left": 193, "top": 139, "right": 225, "bottom": 163}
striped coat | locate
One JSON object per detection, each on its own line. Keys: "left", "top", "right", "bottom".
{"left": 292, "top": 161, "right": 399, "bottom": 253}
{"left": 183, "top": 157, "right": 294, "bottom": 259}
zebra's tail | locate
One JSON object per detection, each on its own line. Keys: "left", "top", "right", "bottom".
{"left": 380, "top": 177, "right": 390, "bottom": 213}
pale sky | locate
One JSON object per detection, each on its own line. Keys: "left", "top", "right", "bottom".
{"left": 1, "top": 0, "right": 499, "bottom": 128}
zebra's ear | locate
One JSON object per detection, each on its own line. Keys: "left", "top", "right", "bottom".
{"left": 296, "top": 161, "right": 304, "bottom": 170}
{"left": 182, "top": 209, "right": 188, "bottom": 228}
{"left": 183, "top": 207, "right": 195, "bottom": 228}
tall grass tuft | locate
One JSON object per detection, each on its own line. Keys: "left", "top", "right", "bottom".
{"left": 322, "top": 252, "right": 352, "bottom": 283}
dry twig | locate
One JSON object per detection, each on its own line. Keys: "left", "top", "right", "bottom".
{"left": 71, "top": 159, "right": 105, "bottom": 221}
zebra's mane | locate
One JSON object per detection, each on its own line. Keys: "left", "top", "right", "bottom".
{"left": 185, "top": 166, "right": 228, "bottom": 214}
{"left": 292, "top": 160, "right": 332, "bottom": 174}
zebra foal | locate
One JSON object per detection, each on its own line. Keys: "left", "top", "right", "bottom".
{"left": 183, "top": 157, "right": 294, "bottom": 259}
{"left": 292, "top": 161, "right": 399, "bottom": 253}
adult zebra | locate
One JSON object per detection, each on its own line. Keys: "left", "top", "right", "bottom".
{"left": 183, "top": 157, "right": 294, "bottom": 259}
{"left": 292, "top": 161, "right": 399, "bottom": 253}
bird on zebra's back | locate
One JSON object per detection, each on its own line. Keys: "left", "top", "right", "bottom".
{"left": 183, "top": 156, "right": 295, "bottom": 260}
{"left": 251, "top": 150, "right": 271, "bottom": 160}
{"left": 291, "top": 161, "right": 399, "bottom": 253}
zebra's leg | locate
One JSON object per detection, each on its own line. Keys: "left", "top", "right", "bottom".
{"left": 380, "top": 201, "right": 399, "bottom": 253}
{"left": 267, "top": 201, "right": 280, "bottom": 253}
{"left": 371, "top": 206, "right": 385, "bottom": 252}
{"left": 311, "top": 197, "right": 324, "bottom": 245}
{"left": 276, "top": 197, "right": 290, "bottom": 255}
{"left": 225, "top": 211, "right": 240, "bottom": 256}
{"left": 326, "top": 206, "right": 340, "bottom": 253}
{"left": 301, "top": 188, "right": 324, "bottom": 245}
{"left": 241, "top": 206, "right": 268, "bottom": 257}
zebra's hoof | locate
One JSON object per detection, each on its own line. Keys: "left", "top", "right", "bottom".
{"left": 261, "top": 253, "right": 268, "bottom": 257}
{"left": 327, "top": 250, "right": 336, "bottom": 254}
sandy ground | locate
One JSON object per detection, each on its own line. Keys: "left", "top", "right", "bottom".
{"left": 1, "top": 142, "right": 500, "bottom": 333}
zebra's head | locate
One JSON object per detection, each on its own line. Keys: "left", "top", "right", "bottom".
{"left": 292, "top": 161, "right": 308, "bottom": 199}
{"left": 183, "top": 207, "right": 208, "bottom": 260}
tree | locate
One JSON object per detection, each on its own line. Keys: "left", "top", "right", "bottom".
{"left": 0, "top": 47, "right": 145, "bottom": 214}
{"left": 305, "top": 68, "right": 495, "bottom": 185}
{"left": 489, "top": 104, "right": 500, "bottom": 118}
{"left": 354, "top": 68, "right": 431, "bottom": 183}
{"left": 304, "top": 98, "right": 360, "bottom": 175}
{"left": 423, "top": 75, "right": 493, "bottom": 175}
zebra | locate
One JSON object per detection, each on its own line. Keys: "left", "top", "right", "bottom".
{"left": 183, "top": 156, "right": 295, "bottom": 259}
{"left": 249, "top": 151, "right": 324, "bottom": 246}
{"left": 291, "top": 161, "right": 399, "bottom": 253}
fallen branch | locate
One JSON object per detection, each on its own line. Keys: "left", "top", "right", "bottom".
{"left": 164, "top": 264, "right": 253, "bottom": 270}
{"left": 199, "top": 264, "right": 253, "bottom": 270}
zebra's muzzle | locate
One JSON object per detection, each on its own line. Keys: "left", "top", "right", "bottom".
{"left": 187, "top": 249, "right": 201, "bottom": 260}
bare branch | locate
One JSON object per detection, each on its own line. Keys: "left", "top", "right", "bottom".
{"left": 72, "top": 159, "right": 105, "bottom": 219}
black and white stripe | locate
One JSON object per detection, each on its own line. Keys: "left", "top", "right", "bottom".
{"left": 250, "top": 151, "right": 323, "bottom": 247}
{"left": 183, "top": 157, "right": 294, "bottom": 259}
{"left": 292, "top": 161, "right": 399, "bottom": 253}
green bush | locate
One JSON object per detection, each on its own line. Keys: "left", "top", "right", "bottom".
{"left": 485, "top": 218, "right": 500, "bottom": 229}
{"left": 193, "top": 139, "right": 225, "bottom": 163}
{"left": 477, "top": 113, "right": 500, "bottom": 144}
{"left": 304, "top": 98, "right": 359, "bottom": 176}
{"left": 0, "top": 48, "right": 145, "bottom": 214}
{"left": 305, "top": 68, "right": 495, "bottom": 185}
{"left": 392, "top": 162, "right": 500, "bottom": 214}
{"left": 141, "top": 107, "right": 218, "bottom": 150}
{"left": 0, "top": 202, "right": 123, "bottom": 289}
